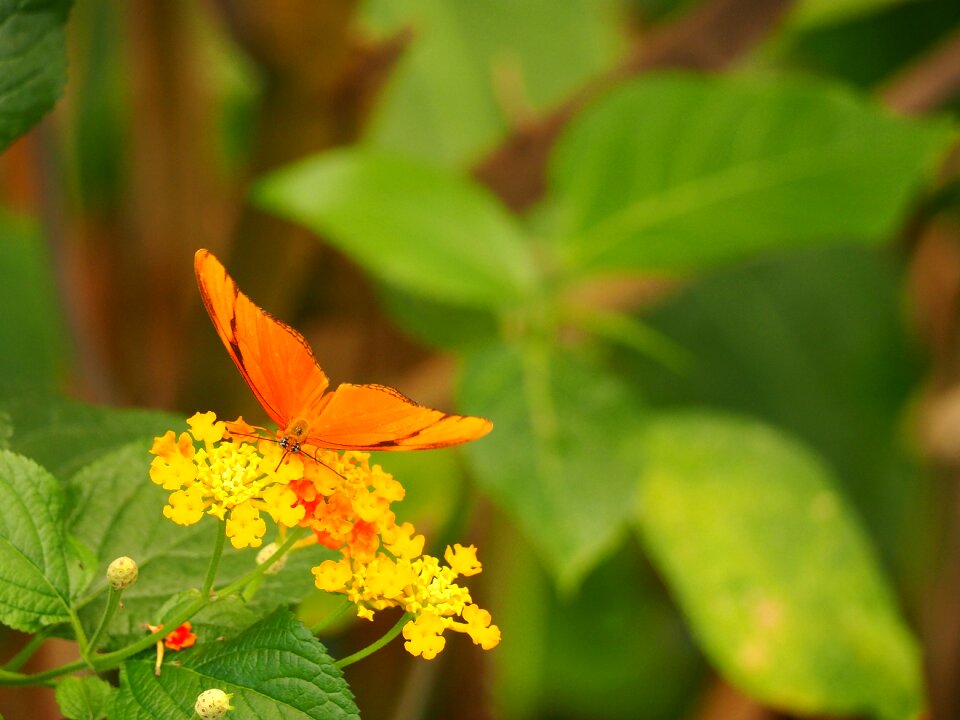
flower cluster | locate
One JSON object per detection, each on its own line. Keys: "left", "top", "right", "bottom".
{"left": 290, "top": 448, "right": 500, "bottom": 658}
{"left": 313, "top": 544, "right": 501, "bottom": 659}
{"left": 149, "top": 413, "right": 500, "bottom": 659}
{"left": 149, "top": 412, "right": 305, "bottom": 549}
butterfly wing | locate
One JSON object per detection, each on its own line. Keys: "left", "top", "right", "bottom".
{"left": 305, "top": 382, "right": 493, "bottom": 450}
{"left": 194, "top": 249, "right": 330, "bottom": 428}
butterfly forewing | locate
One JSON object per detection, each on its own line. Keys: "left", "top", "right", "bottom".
{"left": 195, "top": 250, "right": 331, "bottom": 428}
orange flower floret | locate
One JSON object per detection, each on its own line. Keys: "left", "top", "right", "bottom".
{"left": 289, "top": 450, "right": 408, "bottom": 561}
{"left": 164, "top": 621, "right": 198, "bottom": 651}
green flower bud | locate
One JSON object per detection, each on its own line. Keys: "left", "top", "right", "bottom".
{"left": 195, "top": 688, "right": 233, "bottom": 719}
{"left": 106, "top": 556, "right": 138, "bottom": 590}
{"left": 256, "top": 542, "right": 286, "bottom": 575}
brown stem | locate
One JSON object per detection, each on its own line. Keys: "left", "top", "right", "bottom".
{"left": 472, "top": 0, "right": 798, "bottom": 212}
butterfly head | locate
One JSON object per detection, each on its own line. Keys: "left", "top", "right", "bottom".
{"left": 279, "top": 418, "right": 311, "bottom": 454}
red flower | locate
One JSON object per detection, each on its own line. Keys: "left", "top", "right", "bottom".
{"left": 164, "top": 622, "right": 197, "bottom": 651}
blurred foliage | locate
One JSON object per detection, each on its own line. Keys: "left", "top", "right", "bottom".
{"left": 1, "top": 0, "right": 960, "bottom": 718}
{"left": 0, "top": 0, "right": 72, "bottom": 152}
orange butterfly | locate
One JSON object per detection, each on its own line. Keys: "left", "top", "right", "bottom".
{"left": 194, "top": 249, "right": 492, "bottom": 455}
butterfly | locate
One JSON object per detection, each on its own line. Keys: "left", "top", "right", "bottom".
{"left": 194, "top": 249, "right": 492, "bottom": 455}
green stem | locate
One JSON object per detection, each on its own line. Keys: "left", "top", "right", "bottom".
{"left": 335, "top": 612, "right": 411, "bottom": 669}
{"left": 311, "top": 599, "right": 353, "bottom": 635}
{"left": 0, "top": 526, "right": 307, "bottom": 686}
{"left": 0, "top": 658, "right": 87, "bottom": 687}
{"left": 202, "top": 519, "right": 227, "bottom": 597}
{"left": 241, "top": 574, "right": 265, "bottom": 602}
{"left": 68, "top": 609, "right": 89, "bottom": 656}
{"left": 217, "top": 527, "right": 305, "bottom": 598}
{"left": 83, "top": 588, "right": 122, "bottom": 664}
{"left": 2, "top": 631, "right": 49, "bottom": 672}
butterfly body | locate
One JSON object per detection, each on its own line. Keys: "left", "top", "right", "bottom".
{"left": 194, "top": 249, "right": 492, "bottom": 452}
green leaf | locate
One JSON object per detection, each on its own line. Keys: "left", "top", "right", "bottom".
{"left": 66, "top": 442, "right": 332, "bottom": 646}
{"left": 461, "top": 344, "right": 643, "bottom": 589}
{"left": 490, "top": 529, "right": 703, "bottom": 720}
{"left": 362, "top": 0, "right": 624, "bottom": 166}
{"left": 65, "top": 533, "right": 98, "bottom": 602}
{"left": 548, "top": 73, "right": 954, "bottom": 273}
{"left": 376, "top": 283, "right": 499, "bottom": 350}
{"left": 254, "top": 148, "right": 538, "bottom": 309}
{"left": 0, "top": 0, "right": 73, "bottom": 152}
{"left": 623, "top": 245, "right": 922, "bottom": 574}
{"left": 0, "top": 449, "right": 71, "bottom": 631}
{"left": 111, "top": 609, "right": 359, "bottom": 719}
{"left": 0, "top": 213, "right": 67, "bottom": 390}
{"left": 635, "top": 411, "right": 923, "bottom": 719}
{"left": 0, "top": 393, "right": 179, "bottom": 480}
{"left": 56, "top": 675, "right": 113, "bottom": 720}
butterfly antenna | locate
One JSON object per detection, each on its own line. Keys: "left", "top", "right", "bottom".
{"left": 304, "top": 447, "right": 349, "bottom": 482}
{"left": 275, "top": 448, "right": 291, "bottom": 473}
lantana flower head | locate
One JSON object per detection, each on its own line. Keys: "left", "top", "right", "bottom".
{"left": 149, "top": 412, "right": 305, "bottom": 549}
{"left": 150, "top": 412, "right": 500, "bottom": 659}
{"left": 312, "top": 543, "right": 501, "bottom": 658}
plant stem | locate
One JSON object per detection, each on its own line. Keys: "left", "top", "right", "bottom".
{"left": 2, "top": 631, "right": 49, "bottom": 672}
{"left": 202, "top": 519, "right": 227, "bottom": 597}
{"left": 69, "top": 609, "right": 89, "bottom": 656}
{"left": 311, "top": 598, "right": 353, "bottom": 635}
{"left": 83, "top": 588, "right": 122, "bottom": 664}
{"left": 334, "top": 612, "right": 411, "bottom": 669}
{"left": 217, "top": 527, "right": 305, "bottom": 598}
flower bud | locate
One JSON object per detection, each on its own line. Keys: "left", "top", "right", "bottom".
{"left": 195, "top": 688, "right": 233, "bottom": 719}
{"left": 106, "top": 556, "right": 138, "bottom": 590}
{"left": 256, "top": 542, "right": 286, "bottom": 575}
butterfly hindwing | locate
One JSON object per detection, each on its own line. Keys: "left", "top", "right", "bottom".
{"left": 306, "top": 383, "right": 493, "bottom": 450}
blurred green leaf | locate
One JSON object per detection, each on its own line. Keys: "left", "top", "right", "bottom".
{"left": 548, "top": 73, "right": 954, "bottom": 273}
{"left": 635, "top": 411, "right": 922, "bottom": 719}
{"left": 255, "top": 149, "right": 538, "bottom": 308}
{"left": 376, "top": 282, "right": 499, "bottom": 349}
{"left": 491, "top": 529, "right": 703, "bottom": 720}
{"left": 0, "top": 214, "right": 66, "bottom": 390}
{"left": 787, "top": 0, "right": 916, "bottom": 29}
{"left": 0, "top": 450, "right": 71, "bottom": 632}
{"left": 0, "top": 393, "right": 178, "bottom": 480}
{"left": 55, "top": 675, "right": 112, "bottom": 720}
{"left": 112, "top": 609, "right": 358, "bottom": 719}
{"left": 461, "top": 344, "right": 643, "bottom": 589}
{"left": 363, "top": 0, "right": 624, "bottom": 166}
{"left": 66, "top": 442, "right": 333, "bottom": 646}
{"left": 622, "top": 245, "right": 921, "bottom": 574}
{"left": 0, "top": 0, "right": 72, "bottom": 151}
{"left": 774, "top": 0, "right": 960, "bottom": 89}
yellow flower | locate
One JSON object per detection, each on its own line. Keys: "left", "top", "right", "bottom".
{"left": 445, "top": 544, "right": 483, "bottom": 578}
{"left": 225, "top": 501, "right": 265, "bottom": 549}
{"left": 383, "top": 522, "right": 425, "bottom": 561}
{"left": 150, "top": 412, "right": 306, "bottom": 549}
{"left": 311, "top": 545, "right": 498, "bottom": 659}
{"left": 163, "top": 486, "right": 206, "bottom": 525}
{"left": 312, "top": 559, "right": 352, "bottom": 593}
{"left": 461, "top": 604, "right": 501, "bottom": 650}
{"left": 261, "top": 484, "right": 306, "bottom": 527}
{"left": 403, "top": 613, "right": 446, "bottom": 660}
{"left": 187, "top": 411, "right": 225, "bottom": 446}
